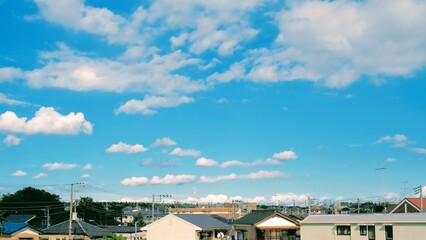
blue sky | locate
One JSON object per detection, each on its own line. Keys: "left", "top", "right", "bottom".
{"left": 1, "top": 0, "right": 426, "bottom": 205}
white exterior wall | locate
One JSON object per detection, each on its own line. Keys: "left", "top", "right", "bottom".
{"left": 145, "top": 215, "right": 200, "bottom": 240}
{"left": 302, "top": 223, "right": 426, "bottom": 240}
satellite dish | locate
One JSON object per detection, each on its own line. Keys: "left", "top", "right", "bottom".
{"left": 217, "top": 232, "right": 225, "bottom": 239}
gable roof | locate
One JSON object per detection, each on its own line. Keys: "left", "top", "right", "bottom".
{"left": 104, "top": 225, "right": 142, "bottom": 233}
{"left": 301, "top": 212, "right": 426, "bottom": 224}
{"left": 175, "top": 214, "right": 231, "bottom": 230}
{"left": 1, "top": 222, "right": 37, "bottom": 235}
{"left": 390, "top": 198, "right": 426, "bottom": 213}
{"left": 5, "top": 214, "right": 36, "bottom": 223}
{"left": 232, "top": 210, "right": 276, "bottom": 225}
{"left": 42, "top": 220, "right": 112, "bottom": 238}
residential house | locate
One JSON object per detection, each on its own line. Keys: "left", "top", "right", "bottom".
{"left": 40, "top": 220, "right": 111, "bottom": 240}
{"left": 0, "top": 222, "right": 40, "bottom": 240}
{"left": 389, "top": 197, "right": 426, "bottom": 213}
{"left": 118, "top": 209, "right": 165, "bottom": 225}
{"left": 232, "top": 210, "right": 300, "bottom": 240}
{"left": 141, "top": 214, "right": 231, "bottom": 240}
{"left": 103, "top": 226, "right": 145, "bottom": 240}
{"left": 300, "top": 212, "right": 426, "bottom": 240}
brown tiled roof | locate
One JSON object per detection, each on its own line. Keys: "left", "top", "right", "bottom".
{"left": 406, "top": 198, "right": 426, "bottom": 209}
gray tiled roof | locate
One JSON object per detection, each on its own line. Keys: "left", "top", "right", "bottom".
{"left": 5, "top": 214, "right": 36, "bottom": 223}
{"left": 176, "top": 214, "right": 231, "bottom": 229}
{"left": 302, "top": 212, "right": 426, "bottom": 224}
{"left": 42, "top": 220, "right": 112, "bottom": 238}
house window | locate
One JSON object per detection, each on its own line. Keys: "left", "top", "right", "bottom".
{"left": 336, "top": 226, "right": 351, "bottom": 235}
{"left": 360, "top": 225, "right": 367, "bottom": 235}
{"left": 385, "top": 225, "right": 393, "bottom": 240}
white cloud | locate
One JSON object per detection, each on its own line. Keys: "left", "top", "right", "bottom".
{"left": 386, "top": 157, "right": 397, "bottom": 162}
{"left": 0, "top": 107, "right": 93, "bottom": 135}
{"left": 116, "top": 95, "right": 194, "bottom": 115}
{"left": 0, "top": 93, "right": 29, "bottom": 106}
{"left": 121, "top": 174, "right": 196, "bottom": 186}
{"left": 43, "top": 162, "right": 78, "bottom": 170}
{"left": 81, "top": 174, "right": 91, "bottom": 178}
{"left": 212, "top": 0, "right": 426, "bottom": 88}
{"left": 151, "top": 137, "right": 177, "bottom": 148}
{"left": 412, "top": 147, "right": 426, "bottom": 154}
{"left": 199, "top": 170, "right": 286, "bottom": 183}
{"left": 105, "top": 142, "right": 147, "bottom": 154}
{"left": 82, "top": 164, "right": 93, "bottom": 170}
{"left": 271, "top": 193, "right": 309, "bottom": 203}
{"left": 198, "top": 194, "right": 229, "bottom": 203}
{"left": 12, "top": 170, "right": 27, "bottom": 177}
{"left": 34, "top": 0, "right": 144, "bottom": 45}
{"left": 33, "top": 172, "right": 48, "bottom": 179}
{"left": 220, "top": 159, "right": 263, "bottom": 168}
{"left": 375, "top": 134, "right": 410, "bottom": 147}
{"left": 196, "top": 157, "right": 219, "bottom": 167}
{"left": 272, "top": 150, "right": 298, "bottom": 160}
{"left": 3, "top": 134, "right": 21, "bottom": 146}
{"left": 170, "top": 147, "right": 201, "bottom": 158}
{"left": 0, "top": 67, "right": 24, "bottom": 82}
{"left": 217, "top": 98, "right": 228, "bottom": 104}
{"left": 220, "top": 150, "right": 297, "bottom": 168}
{"left": 24, "top": 44, "right": 204, "bottom": 95}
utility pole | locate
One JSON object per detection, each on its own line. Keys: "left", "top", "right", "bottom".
{"left": 357, "top": 199, "right": 360, "bottom": 214}
{"left": 414, "top": 185, "right": 423, "bottom": 212}
{"left": 152, "top": 194, "right": 172, "bottom": 222}
{"left": 68, "top": 183, "right": 84, "bottom": 239}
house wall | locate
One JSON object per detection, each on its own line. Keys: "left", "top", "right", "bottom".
{"left": 38, "top": 234, "right": 91, "bottom": 240}
{"left": 0, "top": 227, "right": 40, "bottom": 240}
{"left": 302, "top": 223, "right": 426, "bottom": 240}
{"left": 145, "top": 216, "right": 199, "bottom": 240}
{"left": 233, "top": 225, "right": 256, "bottom": 240}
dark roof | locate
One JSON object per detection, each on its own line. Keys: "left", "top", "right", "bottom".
{"left": 175, "top": 214, "right": 231, "bottom": 229}
{"left": 42, "top": 220, "right": 112, "bottom": 238}
{"left": 232, "top": 210, "right": 276, "bottom": 225}
{"left": 104, "top": 225, "right": 142, "bottom": 233}
{"left": 5, "top": 214, "right": 36, "bottom": 223}
{"left": 1, "top": 222, "right": 34, "bottom": 234}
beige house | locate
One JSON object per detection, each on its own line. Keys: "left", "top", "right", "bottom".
{"left": 142, "top": 214, "right": 231, "bottom": 240}
{"left": 0, "top": 222, "right": 40, "bottom": 240}
{"left": 300, "top": 212, "right": 426, "bottom": 240}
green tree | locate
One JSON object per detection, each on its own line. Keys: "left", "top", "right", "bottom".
{"left": 102, "top": 233, "right": 126, "bottom": 240}
{"left": 0, "top": 187, "right": 68, "bottom": 227}
{"left": 76, "top": 197, "right": 119, "bottom": 225}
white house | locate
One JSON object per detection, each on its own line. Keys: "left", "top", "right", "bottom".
{"left": 300, "top": 212, "right": 426, "bottom": 240}
{"left": 141, "top": 214, "right": 231, "bottom": 240}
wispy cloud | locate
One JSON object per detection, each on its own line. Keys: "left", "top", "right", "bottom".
{"left": 0, "top": 107, "right": 93, "bottom": 135}
{"left": 121, "top": 174, "right": 196, "bottom": 186}
{"left": 106, "top": 142, "right": 147, "bottom": 154}
{"left": 43, "top": 162, "right": 78, "bottom": 170}
{"left": 170, "top": 147, "right": 201, "bottom": 158}
{"left": 81, "top": 174, "right": 91, "bottom": 179}
{"left": 3, "top": 134, "right": 21, "bottom": 146}
{"left": 220, "top": 150, "right": 298, "bottom": 168}
{"left": 199, "top": 170, "right": 287, "bottom": 183}
{"left": 0, "top": 93, "right": 30, "bottom": 106}
{"left": 375, "top": 134, "right": 411, "bottom": 148}
{"left": 33, "top": 172, "right": 48, "bottom": 179}
{"left": 82, "top": 164, "right": 93, "bottom": 170}
{"left": 116, "top": 95, "right": 194, "bottom": 115}
{"left": 412, "top": 147, "right": 426, "bottom": 154}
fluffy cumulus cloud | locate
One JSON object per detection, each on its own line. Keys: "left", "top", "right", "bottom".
{"left": 105, "top": 142, "right": 147, "bottom": 154}
{"left": 151, "top": 137, "right": 177, "bottom": 147}
{"left": 199, "top": 170, "right": 286, "bottom": 183}
{"left": 196, "top": 157, "right": 219, "bottom": 167}
{"left": 0, "top": 93, "right": 29, "bottom": 106}
{"left": 0, "top": 107, "right": 93, "bottom": 135}
{"left": 43, "top": 162, "right": 78, "bottom": 170}
{"left": 211, "top": 0, "right": 426, "bottom": 88}
{"left": 116, "top": 95, "right": 194, "bottom": 115}
{"left": 271, "top": 193, "right": 309, "bottom": 203}
{"left": 121, "top": 174, "right": 196, "bottom": 186}
{"left": 170, "top": 147, "right": 201, "bottom": 158}
{"left": 0, "top": 67, "right": 24, "bottom": 82}
{"left": 33, "top": 172, "right": 48, "bottom": 179}
{"left": 3, "top": 134, "right": 21, "bottom": 146}
{"left": 220, "top": 159, "right": 263, "bottom": 168}
{"left": 375, "top": 134, "right": 410, "bottom": 148}
{"left": 198, "top": 194, "right": 229, "bottom": 203}
{"left": 12, "top": 170, "right": 27, "bottom": 177}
